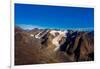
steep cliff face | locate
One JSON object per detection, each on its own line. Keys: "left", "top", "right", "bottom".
{"left": 15, "top": 27, "right": 94, "bottom": 65}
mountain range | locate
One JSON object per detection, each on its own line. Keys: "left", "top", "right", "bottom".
{"left": 15, "top": 26, "right": 94, "bottom": 65}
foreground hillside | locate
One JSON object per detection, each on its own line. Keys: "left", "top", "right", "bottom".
{"left": 15, "top": 26, "right": 94, "bottom": 65}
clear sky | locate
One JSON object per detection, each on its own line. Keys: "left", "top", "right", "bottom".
{"left": 15, "top": 3, "right": 94, "bottom": 30}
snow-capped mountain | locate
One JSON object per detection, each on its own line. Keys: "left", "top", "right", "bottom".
{"left": 15, "top": 26, "right": 94, "bottom": 65}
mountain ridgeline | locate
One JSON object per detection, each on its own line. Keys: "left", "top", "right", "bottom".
{"left": 15, "top": 26, "right": 94, "bottom": 65}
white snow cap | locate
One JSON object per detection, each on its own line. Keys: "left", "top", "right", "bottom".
{"left": 50, "top": 30, "right": 68, "bottom": 51}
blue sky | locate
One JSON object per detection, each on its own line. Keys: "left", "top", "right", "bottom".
{"left": 15, "top": 3, "right": 94, "bottom": 30}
